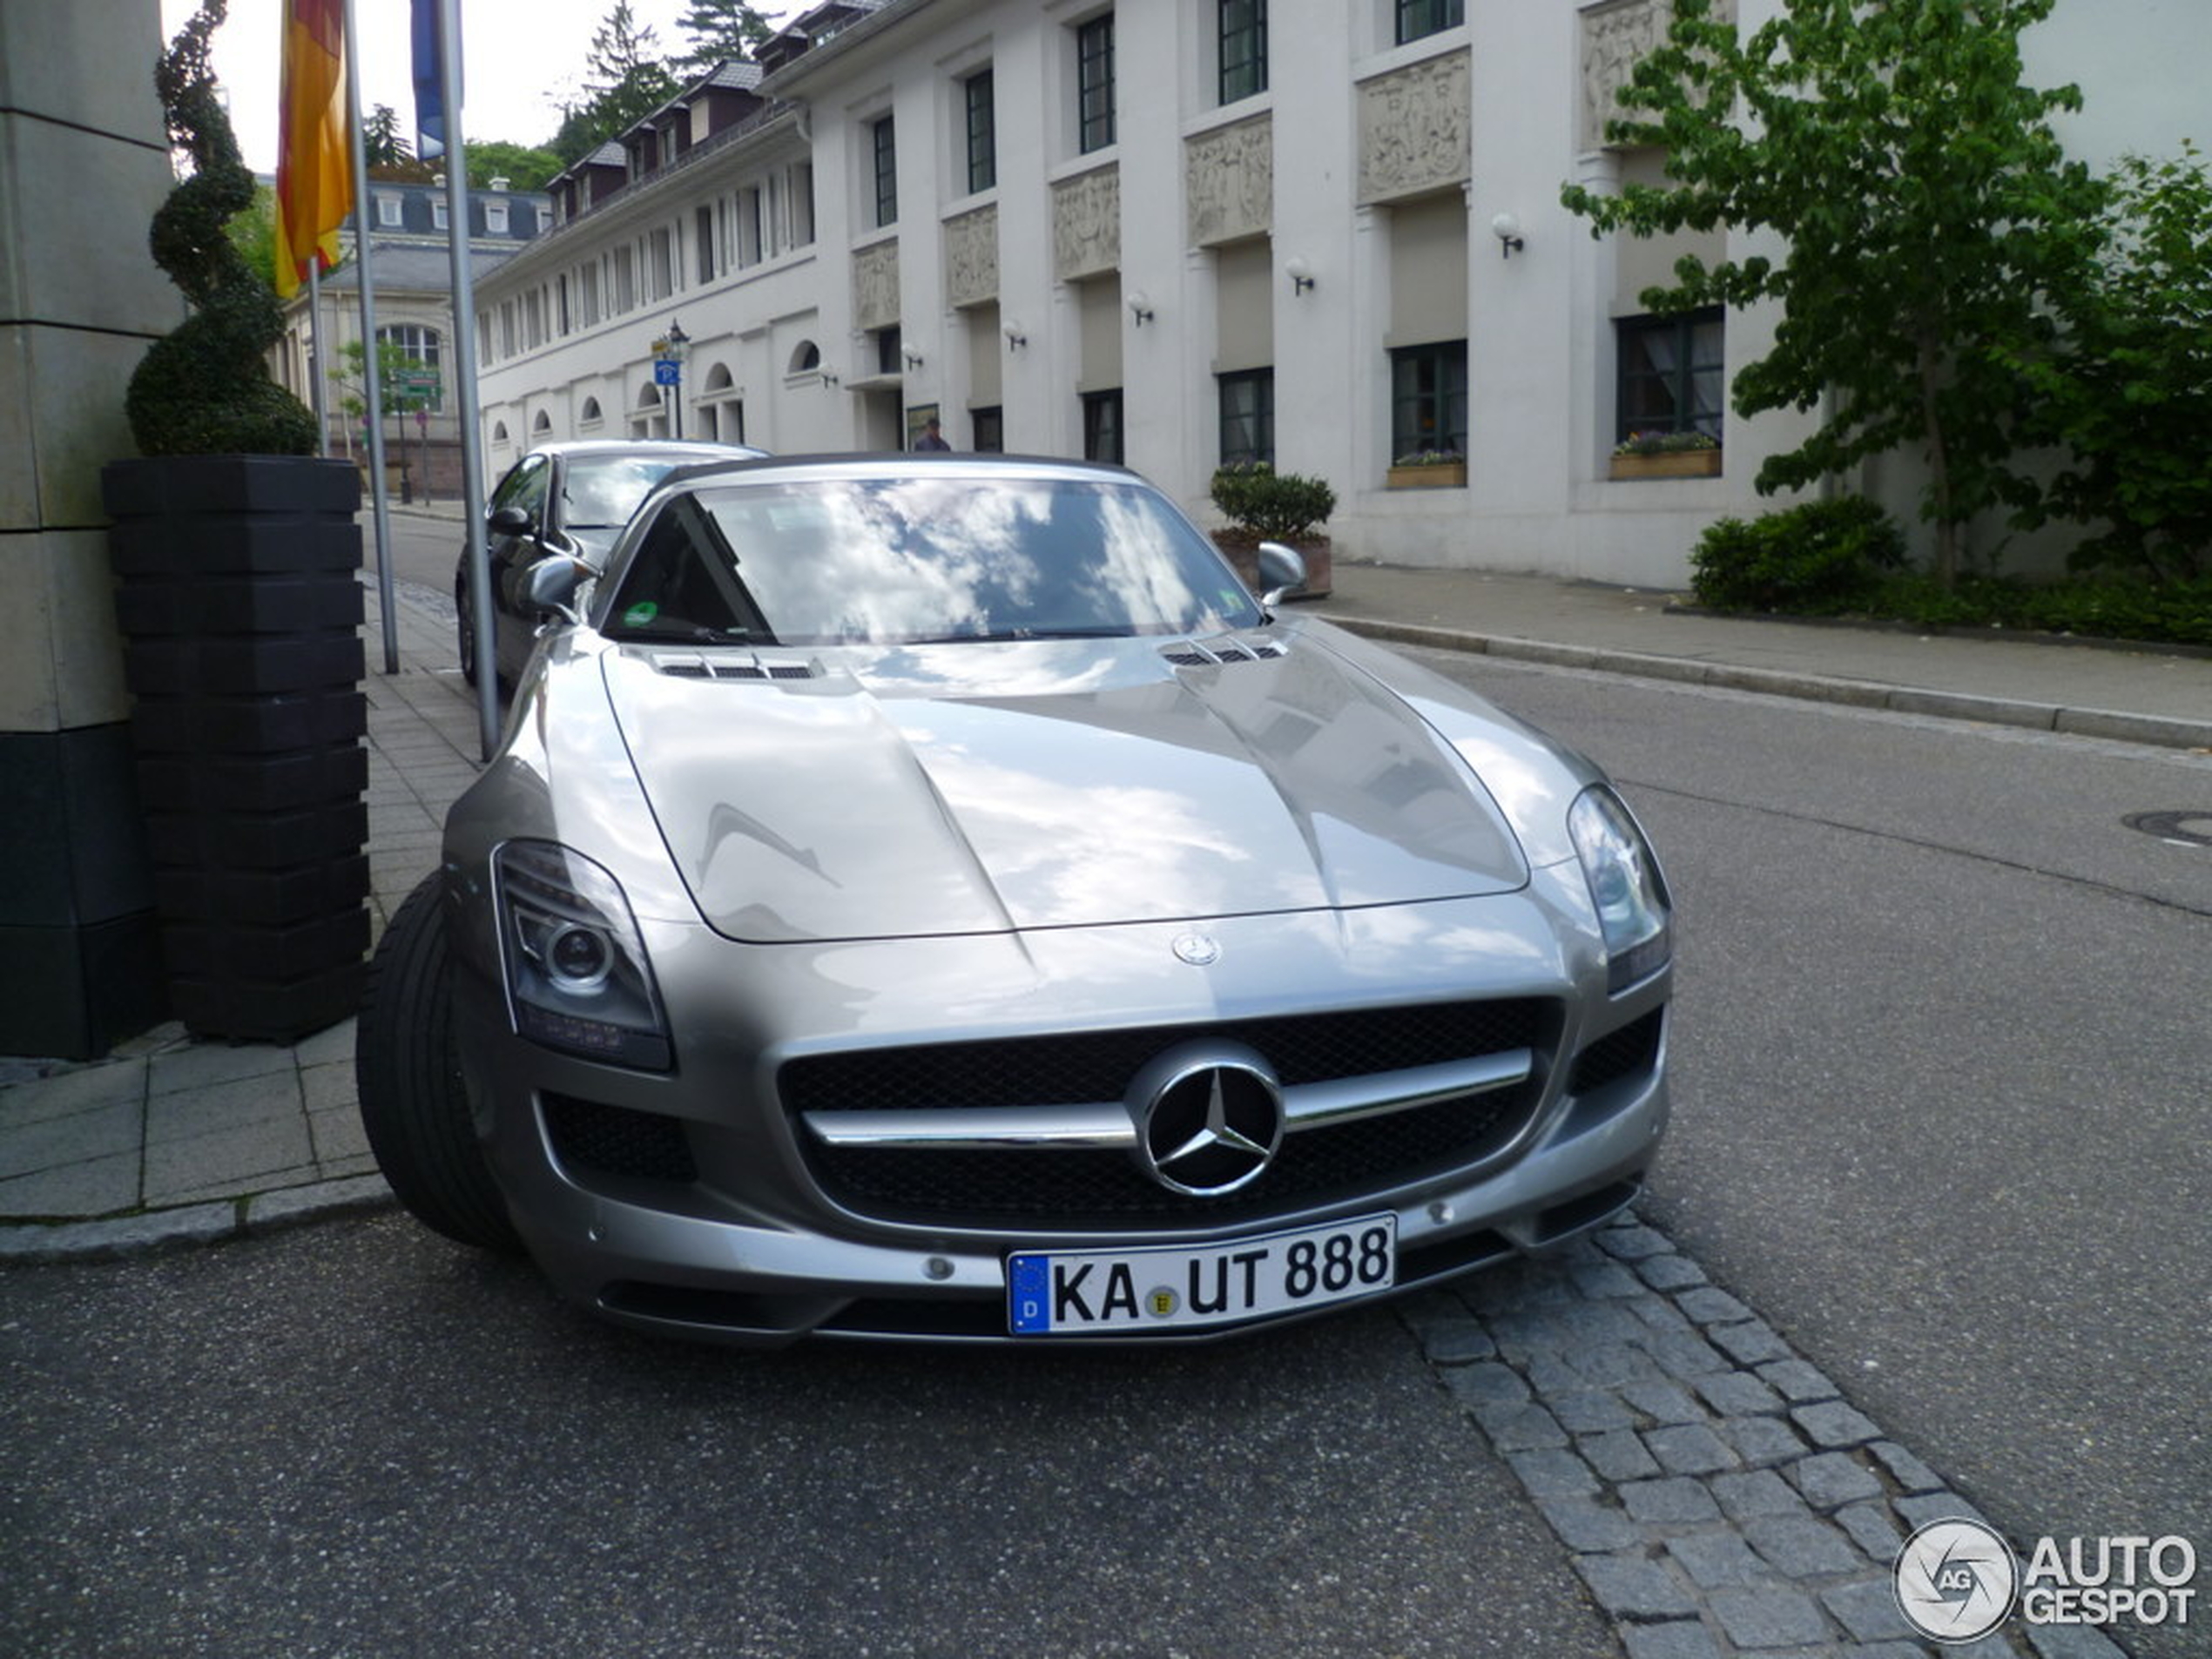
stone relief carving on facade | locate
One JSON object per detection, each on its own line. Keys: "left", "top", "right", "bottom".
{"left": 853, "top": 239, "right": 900, "bottom": 332}
{"left": 1052, "top": 166, "right": 1121, "bottom": 282}
{"left": 1357, "top": 51, "right": 1471, "bottom": 206}
{"left": 943, "top": 206, "right": 1000, "bottom": 308}
{"left": 1580, "top": 0, "right": 1736, "bottom": 151}
{"left": 1185, "top": 117, "right": 1273, "bottom": 247}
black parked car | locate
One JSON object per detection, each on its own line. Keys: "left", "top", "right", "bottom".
{"left": 457, "top": 439, "right": 765, "bottom": 686}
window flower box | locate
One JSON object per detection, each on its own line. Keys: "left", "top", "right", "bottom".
{"left": 1386, "top": 455, "right": 1467, "bottom": 489}
{"left": 1608, "top": 432, "right": 1721, "bottom": 480}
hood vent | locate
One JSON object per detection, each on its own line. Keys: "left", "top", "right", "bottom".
{"left": 1161, "top": 637, "right": 1286, "bottom": 669}
{"left": 644, "top": 650, "right": 815, "bottom": 682}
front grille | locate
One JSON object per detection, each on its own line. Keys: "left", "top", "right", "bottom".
{"left": 785, "top": 999, "right": 1556, "bottom": 1227}
{"left": 542, "top": 1093, "right": 698, "bottom": 1184}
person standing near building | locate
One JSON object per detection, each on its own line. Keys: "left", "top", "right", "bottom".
{"left": 914, "top": 416, "right": 951, "bottom": 451}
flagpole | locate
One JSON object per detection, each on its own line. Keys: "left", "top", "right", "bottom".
{"left": 340, "top": 0, "right": 398, "bottom": 678}
{"left": 307, "top": 263, "right": 328, "bottom": 455}
{"left": 434, "top": 0, "right": 500, "bottom": 760}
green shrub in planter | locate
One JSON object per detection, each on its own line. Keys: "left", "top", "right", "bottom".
{"left": 1209, "top": 462, "right": 1336, "bottom": 543}
{"left": 1691, "top": 496, "right": 1906, "bottom": 612}
{"left": 125, "top": 1, "right": 316, "bottom": 457}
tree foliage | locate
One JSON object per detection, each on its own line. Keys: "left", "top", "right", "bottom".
{"left": 551, "top": 3, "right": 680, "bottom": 166}
{"left": 328, "top": 338, "right": 435, "bottom": 421}
{"left": 464, "top": 140, "right": 563, "bottom": 194}
{"left": 364, "top": 104, "right": 411, "bottom": 167}
{"left": 674, "top": 0, "right": 779, "bottom": 73}
{"left": 1561, "top": 0, "right": 2107, "bottom": 583}
{"left": 2014, "top": 144, "right": 2212, "bottom": 582}
{"left": 127, "top": 0, "right": 315, "bottom": 455}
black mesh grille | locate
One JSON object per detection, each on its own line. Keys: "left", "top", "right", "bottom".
{"left": 542, "top": 1093, "right": 698, "bottom": 1184}
{"left": 785, "top": 999, "right": 1556, "bottom": 1227}
{"left": 781, "top": 999, "right": 1550, "bottom": 1113}
{"left": 1567, "top": 1008, "right": 1663, "bottom": 1096}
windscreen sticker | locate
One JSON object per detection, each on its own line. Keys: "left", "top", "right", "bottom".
{"left": 623, "top": 600, "right": 660, "bottom": 628}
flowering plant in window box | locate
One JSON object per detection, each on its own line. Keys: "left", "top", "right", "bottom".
{"left": 1609, "top": 430, "right": 1722, "bottom": 479}
{"left": 1386, "top": 450, "right": 1467, "bottom": 489}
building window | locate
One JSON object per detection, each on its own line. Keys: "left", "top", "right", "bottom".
{"left": 1076, "top": 14, "right": 1116, "bottom": 154}
{"left": 431, "top": 198, "right": 448, "bottom": 230}
{"left": 1616, "top": 309, "right": 1725, "bottom": 444}
{"left": 1217, "top": 368, "right": 1274, "bottom": 467}
{"left": 487, "top": 200, "right": 509, "bottom": 233}
{"left": 971, "top": 406, "right": 1004, "bottom": 452}
{"left": 376, "top": 193, "right": 401, "bottom": 227}
{"left": 964, "top": 70, "right": 997, "bottom": 195}
{"left": 1389, "top": 341, "right": 1467, "bottom": 459}
{"left": 377, "top": 324, "right": 443, "bottom": 413}
{"left": 876, "top": 327, "right": 903, "bottom": 375}
{"left": 696, "top": 206, "right": 716, "bottom": 282}
{"left": 1218, "top": 0, "right": 1266, "bottom": 105}
{"left": 1395, "top": 0, "right": 1463, "bottom": 46}
{"left": 1082, "top": 388, "right": 1123, "bottom": 464}
{"left": 648, "top": 227, "right": 673, "bottom": 300}
{"left": 871, "top": 113, "right": 898, "bottom": 227}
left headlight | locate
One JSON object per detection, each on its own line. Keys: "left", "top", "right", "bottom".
{"left": 495, "top": 840, "right": 673, "bottom": 1069}
{"left": 1568, "top": 786, "right": 1672, "bottom": 995}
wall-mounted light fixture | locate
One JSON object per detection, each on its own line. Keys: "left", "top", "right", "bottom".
{"left": 1127, "top": 290, "right": 1154, "bottom": 327}
{"left": 901, "top": 347, "right": 924, "bottom": 369}
{"left": 1002, "top": 319, "right": 1028, "bottom": 349}
{"left": 819, "top": 368, "right": 840, "bottom": 388}
{"left": 1285, "top": 258, "right": 1316, "bottom": 295}
{"left": 1490, "top": 213, "right": 1526, "bottom": 260}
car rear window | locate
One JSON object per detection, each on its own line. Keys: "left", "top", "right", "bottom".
{"left": 601, "top": 475, "right": 1264, "bottom": 647}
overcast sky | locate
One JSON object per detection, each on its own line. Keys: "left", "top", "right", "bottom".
{"left": 158, "top": 0, "right": 704, "bottom": 172}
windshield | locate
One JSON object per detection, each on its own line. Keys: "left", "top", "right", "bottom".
{"left": 601, "top": 475, "right": 1264, "bottom": 647}
{"left": 562, "top": 455, "right": 693, "bottom": 529}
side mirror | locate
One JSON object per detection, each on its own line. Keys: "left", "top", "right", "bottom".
{"left": 523, "top": 555, "right": 583, "bottom": 624}
{"left": 1256, "top": 541, "right": 1307, "bottom": 606}
{"left": 489, "top": 504, "right": 533, "bottom": 535}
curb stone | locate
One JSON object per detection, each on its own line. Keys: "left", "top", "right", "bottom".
{"left": 1399, "top": 1214, "right": 2128, "bottom": 1658}
{"left": 0, "top": 1177, "right": 395, "bottom": 1265}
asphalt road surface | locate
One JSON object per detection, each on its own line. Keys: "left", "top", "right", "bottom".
{"left": 2, "top": 1216, "right": 1610, "bottom": 1659}
{"left": 1405, "top": 644, "right": 2212, "bottom": 1646}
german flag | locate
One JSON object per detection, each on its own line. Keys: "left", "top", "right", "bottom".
{"left": 274, "top": 0, "right": 351, "bottom": 299}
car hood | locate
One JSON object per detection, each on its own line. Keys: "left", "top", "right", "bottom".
{"left": 599, "top": 633, "right": 1530, "bottom": 943}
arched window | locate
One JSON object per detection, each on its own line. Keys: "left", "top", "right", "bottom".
{"left": 532, "top": 409, "right": 553, "bottom": 434}
{"left": 580, "top": 396, "right": 604, "bottom": 427}
{"left": 492, "top": 421, "right": 509, "bottom": 443}
{"left": 789, "top": 340, "right": 820, "bottom": 374}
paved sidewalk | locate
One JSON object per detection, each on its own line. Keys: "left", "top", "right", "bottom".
{"left": 3, "top": 540, "right": 2207, "bottom": 1264}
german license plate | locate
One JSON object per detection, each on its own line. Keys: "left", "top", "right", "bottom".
{"left": 1008, "top": 1215, "right": 1396, "bottom": 1336}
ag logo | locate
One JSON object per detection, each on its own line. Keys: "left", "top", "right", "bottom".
{"left": 1894, "top": 1518, "right": 2020, "bottom": 1643}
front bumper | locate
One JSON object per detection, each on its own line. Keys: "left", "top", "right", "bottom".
{"left": 453, "top": 872, "right": 1669, "bottom": 1346}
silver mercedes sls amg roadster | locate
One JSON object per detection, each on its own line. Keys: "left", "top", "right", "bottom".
{"left": 358, "top": 454, "right": 1672, "bottom": 1345}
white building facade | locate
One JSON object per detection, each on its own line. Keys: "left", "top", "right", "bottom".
{"left": 472, "top": 0, "right": 2207, "bottom": 588}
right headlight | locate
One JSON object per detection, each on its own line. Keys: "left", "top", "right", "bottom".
{"left": 494, "top": 840, "right": 672, "bottom": 1069}
{"left": 1568, "top": 786, "right": 1672, "bottom": 995}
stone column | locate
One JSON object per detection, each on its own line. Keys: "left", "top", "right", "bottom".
{"left": 0, "top": 0, "right": 181, "bottom": 1057}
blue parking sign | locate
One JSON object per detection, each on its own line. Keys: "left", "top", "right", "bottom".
{"left": 654, "top": 360, "right": 681, "bottom": 386}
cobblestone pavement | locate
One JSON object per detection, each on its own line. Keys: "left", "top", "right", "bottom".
{"left": 1399, "top": 1215, "right": 2131, "bottom": 1659}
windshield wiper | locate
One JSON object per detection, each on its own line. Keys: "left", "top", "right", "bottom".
{"left": 901, "top": 625, "right": 1131, "bottom": 644}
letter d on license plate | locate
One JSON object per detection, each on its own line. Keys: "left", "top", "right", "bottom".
{"left": 1008, "top": 1216, "right": 1396, "bottom": 1336}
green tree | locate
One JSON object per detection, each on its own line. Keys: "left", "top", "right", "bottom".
{"left": 464, "top": 139, "right": 563, "bottom": 194}
{"left": 552, "top": 3, "right": 679, "bottom": 165}
{"left": 1560, "top": 0, "right": 2108, "bottom": 584}
{"left": 364, "top": 103, "right": 411, "bottom": 167}
{"left": 328, "top": 337, "right": 434, "bottom": 422}
{"left": 674, "top": 0, "right": 779, "bottom": 73}
{"left": 2016, "top": 145, "right": 2212, "bottom": 582}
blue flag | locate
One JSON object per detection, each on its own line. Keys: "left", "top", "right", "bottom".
{"left": 412, "top": 0, "right": 446, "bottom": 159}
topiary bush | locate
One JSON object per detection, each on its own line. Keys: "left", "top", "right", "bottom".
{"left": 1690, "top": 496, "right": 1907, "bottom": 612}
{"left": 125, "top": 1, "right": 317, "bottom": 457}
{"left": 1209, "top": 462, "right": 1336, "bottom": 542}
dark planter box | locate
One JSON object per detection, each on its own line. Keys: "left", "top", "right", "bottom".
{"left": 103, "top": 454, "right": 369, "bottom": 1046}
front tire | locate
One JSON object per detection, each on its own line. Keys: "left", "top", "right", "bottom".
{"left": 357, "top": 872, "right": 519, "bottom": 1251}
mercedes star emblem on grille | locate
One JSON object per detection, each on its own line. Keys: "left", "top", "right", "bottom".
{"left": 1129, "top": 1044, "right": 1285, "bottom": 1197}
{"left": 1171, "top": 933, "right": 1221, "bottom": 966}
